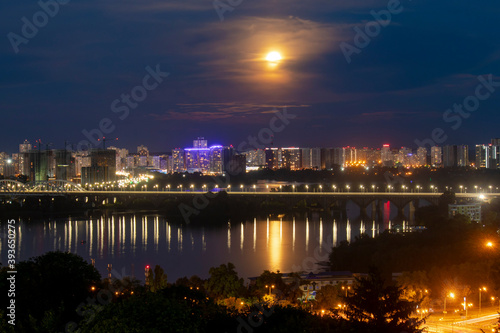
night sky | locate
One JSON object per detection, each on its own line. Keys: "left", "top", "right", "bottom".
{"left": 1, "top": 0, "right": 500, "bottom": 153}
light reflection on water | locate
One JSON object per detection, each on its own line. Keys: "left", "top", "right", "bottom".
{"left": 1, "top": 201, "right": 420, "bottom": 281}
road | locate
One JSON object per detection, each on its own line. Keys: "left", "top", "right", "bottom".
{"left": 424, "top": 309, "right": 499, "bottom": 333}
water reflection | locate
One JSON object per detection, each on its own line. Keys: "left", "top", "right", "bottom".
{"left": 269, "top": 220, "right": 282, "bottom": 270}
{"left": 1, "top": 210, "right": 407, "bottom": 282}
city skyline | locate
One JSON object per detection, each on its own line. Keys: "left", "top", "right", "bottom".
{"left": 2, "top": 136, "right": 500, "bottom": 183}
{"left": 0, "top": 134, "right": 499, "bottom": 155}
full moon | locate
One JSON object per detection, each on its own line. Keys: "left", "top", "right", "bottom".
{"left": 265, "top": 51, "right": 282, "bottom": 62}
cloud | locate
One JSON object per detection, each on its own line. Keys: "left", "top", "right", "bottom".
{"left": 149, "top": 103, "right": 309, "bottom": 121}
{"left": 360, "top": 111, "right": 420, "bottom": 118}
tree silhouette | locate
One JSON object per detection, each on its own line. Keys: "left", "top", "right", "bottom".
{"left": 205, "top": 262, "right": 244, "bottom": 300}
{"left": 341, "top": 268, "right": 425, "bottom": 333}
{"left": 146, "top": 265, "right": 168, "bottom": 292}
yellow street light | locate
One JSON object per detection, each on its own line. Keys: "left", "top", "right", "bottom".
{"left": 444, "top": 292, "right": 454, "bottom": 314}
{"left": 265, "top": 284, "right": 275, "bottom": 295}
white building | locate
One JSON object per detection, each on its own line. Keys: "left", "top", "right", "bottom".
{"left": 448, "top": 203, "right": 481, "bottom": 222}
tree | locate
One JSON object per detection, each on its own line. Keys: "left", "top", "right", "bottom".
{"left": 315, "top": 285, "right": 341, "bottom": 311}
{"left": 205, "top": 263, "right": 244, "bottom": 300}
{"left": 78, "top": 285, "right": 236, "bottom": 333}
{"left": 146, "top": 265, "right": 168, "bottom": 292}
{"left": 340, "top": 268, "right": 425, "bottom": 333}
{"left": 0, "top": 251, "right": 101, "bottom": 332}
{"left": 254, "top": 270, "right": 285, "bottom": 298}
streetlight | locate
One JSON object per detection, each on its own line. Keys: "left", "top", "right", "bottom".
{"left": 202, "top": 184, "right": 207, "bottom": 192}
{"left": 228, "top": 185, "right": 231, "bottom": 192}
{"left": 179, "top": 184, "right": 183, "bottom": 192}
{"left": 265, "top": 284, "right": 275, "bottom": 295}
{"left": 372, "top": 185, "right": 375, "bottom": 193}
{"left": 319, "top": 185, "right": 322, "bottom": 192}
{"left": 341, "top": 285, "right": 351, "bottom": 297}
{"left": 240, "top": 184, "right": 244, "bottom": 192}
{"left": 305, "top": 185, "right": 309, "bottom": 192}
{"left": 346, "top": 185, "right": 350, "bottom": 193}
{"left": 253, "top": 184, "right": 256, "bottom": 192}
{"left": 479, "top": 287, "right": 486, "bottom": 314}
{"left": 292, "top": 185, "right": 295, "bottom": 192}
{"left": 459, "top": 185, "right": 463, "bottom": 193}
{"left": 444, "top": 292, "right": 455, "bottom": 315}
{"left": 190, "top": 184, "right": 194, "bottom": 191}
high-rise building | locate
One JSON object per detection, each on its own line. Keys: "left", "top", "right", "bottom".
{"left": 108, "top": 147, "right": 128, "bottom": 171}
{"left": 209, "top": 145, "right": 223, "bottom": 174}
{"left": 172, "top": 148, "right": 185, "bottom": 172}
{"left": 19, "top": 140, "right": 31, "bottom": 153}
{"left": 430, "top": 146, "right": 442, "bottom": 167}
{"left": 23, "top": 150, "right": 53, "bottom": 182}
{"left": 343, "top": 147, "right": 357, "bottom": 166}
{"left": 320, "top": 148, "right": 333, "bottom": 170}
{"left": 244, "top": 149, "right": 266, "bottom": 167}
{"left": 227, "top": 154, "right": 246, "bottom": 175}
{"left": 457, "top": 145, "right": 469, "bottom": 167}
{"left": 128, "top": 155, "right": 138, "bottom": 169}
{"left": 332, "top": 148, "right": 344, "bottom": 167}
{"left": 73, "top": 151, "right": 90, "bottom": 178}
{"left": 361, "top": 148, "right": 380, "bottom": 167}
{"left": 137, "top": 145, "right": 149, "bottom": 156}
{"left": 282, "top": 147, "right": 302, "bottom": 170}
{"left": 302, "top": 148, "right": 321, "bottom": 169}
{"left": 54, "top": 149, "right": 75, "bottom": 181}
{"left": 395, "top": 147, "right": 412, "bottom": 166}
{"left": 356, "top": 148, "right": 369, "bottom": 165}
{"left": 0, "top": 152, "right": 9, "bottom": 176}
{"left": 185, "top": 148, "right": 210, "bottom": 173}
{"left": 492, "top": 138, "right": 500, "bottom": 146}
{"left": 475, "top": 144, "right": 499, "bottom": 169}
{"left": 11, "top": 153, "right": 20, "bottom": 175}
{"left": 443, "top": 145, "right": 469, "bottom": 167}
{"left": 18, "top": 140, "right": 32, "bottom": 174}
{"left": 416, "top": 147, "right": 427, "bottom": 166}
{"left": 222, "top": 146, "right": 236, "bottom": 173}
{"left": 81, "top": 149, "right": 116, "bottom": 184}
{"left": 443, "top": 145, "right": 456, "bottom": 167}
{"left": 265, "top": 148, "right": 281, "bottom": 170}
{"left": 381, "top": 144, "right": 392, "bottom": 167}
{"left": 193, "top": 137, "right": 208, "bottom": 148}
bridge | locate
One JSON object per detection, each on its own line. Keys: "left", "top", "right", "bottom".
{"left": 1, "top": 179, "right": 497, "bottom": 220}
